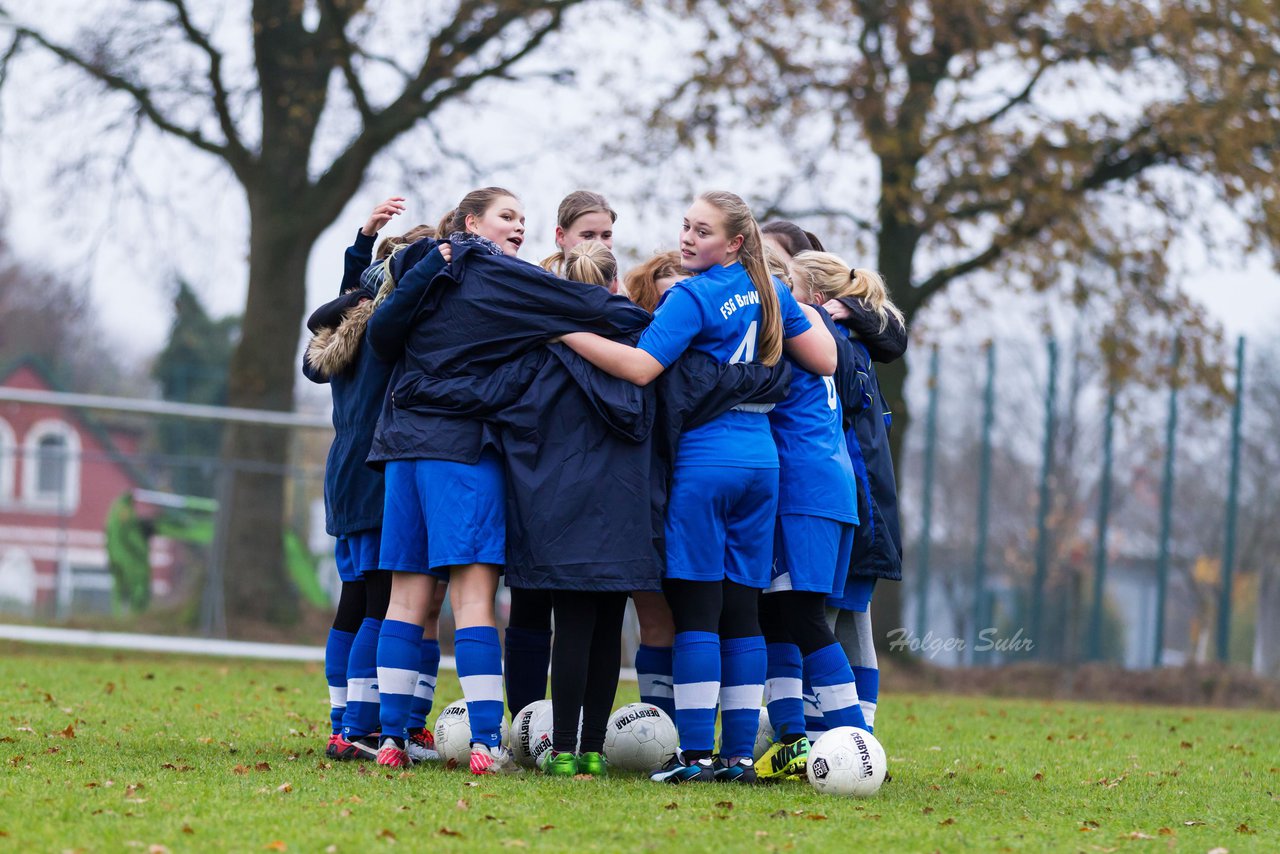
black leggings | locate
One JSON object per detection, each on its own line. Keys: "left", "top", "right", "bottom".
{"left": 509, "top": 587, "right": 554, "bottom": 632}
{"left": 758, "top": 590, "right": 838, "bottom": 656}
{"left": 331, "top": 570, "right": 392, "bottom": 633}
{"left": 662, "top": 577, "right": 761, "bottom": 639}
{"left": 550, "top": 589, "right": 628, "bottom": 754}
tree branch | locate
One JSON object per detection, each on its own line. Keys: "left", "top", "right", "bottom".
{"left": 0, "top": 14, "right": 232, "bottom": 163}
{"left": 156, "top": 0, "right": 250, "bottom": 166}
{"left": 315, "top": 0, "right": 374, "bottom": 125}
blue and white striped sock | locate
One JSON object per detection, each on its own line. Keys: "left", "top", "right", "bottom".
{"left": 455, "top": 626, "right": 505, "bottom": 748}
{"left": 852, "top": 665, "right": 879, "bottom": 732}
{"left": 342, "top": 618, "right": 382, "bottom": 739}
{"left": 408, "top": 638, "right": 441, "bottom": 730}
{"left": 672, "top": 630, "right": 720, "bottom": 754}
{"left": 376, "top": 619, "right": 422, "bottom": 744}
{"left": 719, "top": 635, "right": 766, "bottom": 759}
{"left": 635, "top": 644, "right": 675, "bottom": 719}
{"left": 805, "top": 642, "right": 867, "bottom": 731}
{"left": 802, "top": 673, "right": 827, "bottom": 741}
{"left": 324, "top": 628, "right": 356, "bottom": 735}
{"left": 764, "top": 642, "right": 805, "bottom": 741}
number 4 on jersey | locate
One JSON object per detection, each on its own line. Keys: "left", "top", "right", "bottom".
{"left": 730, "top": 321, "right": 758, "bottom": 364}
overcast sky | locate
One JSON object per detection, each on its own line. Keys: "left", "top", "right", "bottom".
{"left": 1, "top": 3, "right": 1277, "bottom": 370}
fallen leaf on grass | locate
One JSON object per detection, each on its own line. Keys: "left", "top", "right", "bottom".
{"left": 339, "top": 810, "right": 352, "bottom": 818}
{"left": 1082, "top": 820, "right": 1100, "bottom": 829}
{"left": 664, "top": 802, "right": 678, "bottom": 810}
{"left": 1207, "top": 849, "right": 1228, "bottom": 854}
{"left": 1183, "top": 820, "right": 1205, "bottom": 826}
{"left": 806, "top": 814, "right": 828, "bottom": 821}
{"left": 256, "top": 762, "right": 272, "bottom": 772}
{"left": 233, "top": 765, "right": 250, "bottom": 775}
{"left": 57, "top": 724, "right": 76, "bottom": 739}
{"left": 1157, "top": 828, "right": 1174, "bottom": 836}
{"left": 276, "top": 783, "right": 293, "bottom": 794}
{"left": 1124, "top": 831, "right": 1154, "bottom": 840}
{"left": 770, "top": 810, "right": 788, "bottom": 819}
{"left": 455, "top": 799, "right": 468, "bottom": 811}
{"left": 46, "top": 746, "right": 60, "bottom": 754}
{"left": 437, "top": 827, "right": 461, "bottom": 837}
{"left": 501, "top": 841, "right": 527, "bottom": 848}
{"left": 1032, "top": 772, "right": 1044, "bottom": 781}
{"left": 1236, "top": 823, "right": 1255, "bottom": 835}
{"left": 715, "top": 801, "right": 733, "bottom": 810}
{"left": 263, "top": 842, "right": 286, "bottom": 852}
{"left": 148, "top": 845, "right": 170, "bottom": 854}
{"left": 539, "top": 825, "right": 555, "bottom": 832}
{"left": 376, "top": 829, "right": 397, "bottom": 841}
{"left": 939, "top": 818, "right": 956, "bottom": 827}
{"left": 1180, "top": 741, "right": 1192, "bottom": 749}
{"left": 7, "top": 756, "right": 22, "bottom": 767}
{"left": 181, "top": 825, "right": 194, "bottom": 835}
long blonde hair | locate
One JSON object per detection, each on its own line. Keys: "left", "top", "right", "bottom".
{"left": 540, "top": 190, "right": 617, "bottom": 274}
{"left": 698, "top": 190, "right": 782, "bottom": 366}
{"left": 549, "top": 239, "right": 617, "bottom": 288}
{"left": 790, "top": 251, "right": 905, "bottom": 332}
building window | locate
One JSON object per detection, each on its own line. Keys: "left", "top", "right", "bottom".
{"left": 0, "top": 417, "right": 14, "bottom": 503}
{"left": 22, "top": 419, "right": 80, "bottom": 512}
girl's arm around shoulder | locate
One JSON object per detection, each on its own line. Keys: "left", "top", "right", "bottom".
{"left": 784, "top": 303, "right": 837, "bottom": 376}
{"left": 560, "top": 333, "right": 666, "bottom": 386}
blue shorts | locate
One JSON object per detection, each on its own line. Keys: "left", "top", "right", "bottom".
{"left": 768, "top": 515, "right": 855, "bottom": 596}
{"left": 380, "top": 451, "right": 506, "bottom": 575}
{"left": 664, "top": 465, "right": 778, "bottom": 589}
{"left": 334, "top": 528, "right": 381, "bottom": 583}
{"left": 829, "top": 576, "right": 876, "bottom": 612}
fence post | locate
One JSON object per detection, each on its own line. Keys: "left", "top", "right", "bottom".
{"left": 972, "top": 341, "right": 996, "bottom": 664}
{"left": 1088, "top": 383, "right": 1117, "bottom": 661}
{"left": 914, "top": 345, "right": 940, "bottom": 641}
{"left": 201, "top": 464, "right": 232, "bottom": 638}
{"left": 1030, "top": 338, "right": 1058, "bottom": 657}
{"left": 1217, "top": 335, "right": 1246, "bottom": 662}
{"left": 1153, "top": 337, "right": 1181, "bottom": 668}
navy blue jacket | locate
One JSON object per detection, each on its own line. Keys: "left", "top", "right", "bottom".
{"left": 301, "top": 230, "right": 389, "bottom": 536}
{"left": 831, "top": 301, "right": 905, "bottom": 583}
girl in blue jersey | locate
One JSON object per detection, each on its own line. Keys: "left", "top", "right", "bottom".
{"left": 367, "top": 187, "right": 523, "bottom": 774}
{"left": 794, "top": 251, "right": 907, "bottom": 737}
{"left": 752, "top": 246, "right": 871, "bottom": 781}
{"left": 562, "top": 190, "right": 837, "bottom": 784}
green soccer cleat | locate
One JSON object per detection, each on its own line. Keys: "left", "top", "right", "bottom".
{"left": 538, "top": 749, "right": 579, "bottom": 777}
{"left": 577, "top": 752, "right": 607, "bottom": 777}
{"left": 756, "top": 737, "right": 810, "bottom": 781}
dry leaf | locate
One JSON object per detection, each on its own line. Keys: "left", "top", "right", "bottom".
{"left": 276, "top": 783, "right": 293, "bottom": 794}
{"left": 181, "top": 825, "right": 194, "bottom": 835}
{"left": 922, "top": 807, "right": 934, "bottom": 814}
{"left": 256, "top": 762, "right": 272, "bottom": 772}
{"left": 455, "top": 799, "right": 468, "bottom": 811}
{"left": 437, "top": 827, "right": 461, "bottom": 837}
{"left": 233, "top": 765, "right": 250, "bottom": 775}
{"left": 1125, "top": 831, "right": 1154, "bottom": 840}
{"left": 57, "top": 724, "right": 75, "bottom": 739}
{"left": 1207, "top": 848, "right": 1229, "bottom": 854}
{"left": 1183, "top": 820, "right": 1205, "bottom": 826}
{"left": 264, "top": 843, "right": 286, "bottom": 852}
{"left": 377, "top": 829, "right": 397, "bottom": 841}
{"left": 539, "top": 825, "right": 555, "bottom": 832}
{"left": 1157, "top": 828, "right": 1174, "bottom": 836}
{"left": 939, "top": 818, "right": 956, "bottom": 826}
{"left": 715, "top": 801, "right": 733, "bottom": 810}
{"left": 806, "top": 814, "right": 828, "bottom": 821}
{"left": 1236, "top": 823, "right": 1255, "bottom": 835}
{"left": 664, "top": 802, "right": 679, "bottom": 810}
{"left": 1032, "top": 772, "right": 1044, "bottom": 781}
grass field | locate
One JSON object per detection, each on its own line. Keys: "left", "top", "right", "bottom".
{"left": 2, "top": 642, "right": 1277, "bottom": 852}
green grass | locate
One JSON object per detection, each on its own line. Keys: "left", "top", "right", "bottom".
{"left": 1, "top": 642, "right": 1277, "bottom": 853}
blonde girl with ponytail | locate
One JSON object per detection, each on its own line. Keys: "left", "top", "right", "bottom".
{"left": 789, "top": 252, "right": 906, "bottom": 334}
{"left": 561, "top": 190, "right": 836, "bottom": 784}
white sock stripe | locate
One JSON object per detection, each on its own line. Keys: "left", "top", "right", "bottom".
{"left": 376, "top": 666, "right": 418, "bottom": 697}
{"left": 764, "top": 677, "right": 803, "bottom": 701}
{"left": 813, "top": 681, "right": 861, "bottom": 712}
{"left": 328, "top": 686, "right": 347, "bottom": 708}
{"left": 458, "top": 673, "right": 504, "bottom": 703}
{"left": 673, "top": 680, "right": 720, "bottom": 710}
{"left": 638, "top": 674, "right": 675, "bottom": 699}
{"left": 802, "top": 696, "right": 821, "bottom": 717}
{"left": 720, "top": 683, "right": 764, "bottom": 711}
{"left": 346, "top": 677, "right": 379, "bottom": 704}
{"left": 417, "top": 673, "right": 437, "bottom": 689}
{"left": 862, "top": 701, "right": 877, "bottom": 728}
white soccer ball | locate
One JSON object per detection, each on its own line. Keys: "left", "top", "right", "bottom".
{"left": 603, "top": 703, "right": 679, "bottom": 772}
{"left": 511, "top": 699, "right": 554, "bottom": 769}
{"left": 806, "top": 726, "right": 886, "bottom": 797}
{"left": 432, "top": 700, "right": 510, "bottom": 769}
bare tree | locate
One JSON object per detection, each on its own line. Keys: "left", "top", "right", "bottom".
{"left": 0, "top": 0, "right": 586, "bottom": 624}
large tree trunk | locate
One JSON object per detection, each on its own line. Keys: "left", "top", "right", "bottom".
{"left": 220, "top": 193, "right": 316, "bottom": 627}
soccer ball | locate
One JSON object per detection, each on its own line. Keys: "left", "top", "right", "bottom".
{"left": 806, "top": 726, "right": 886, "bottom": 797}
{"left": 754, "top": 711, "right": 775, "bottom": 760}
{"left": 603, "top": 703, "right": 678, "bottom": 772}
{"left": 511, "top": 700, "right": 554, "bottom": 769}
{"left": 432, "top": 700, "right": 510, "bottom": 769}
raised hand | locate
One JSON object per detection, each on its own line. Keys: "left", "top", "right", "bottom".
{"left": 361, "top": 196, "right": 407, "bottom": 236}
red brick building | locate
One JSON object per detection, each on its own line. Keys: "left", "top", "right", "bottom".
{"left": 0, "top": 359, "right": 172, "bottom": 616}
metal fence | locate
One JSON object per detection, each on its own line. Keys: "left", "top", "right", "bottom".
{"left": 1, "top": 335, "right": 1277, "bottom": 675}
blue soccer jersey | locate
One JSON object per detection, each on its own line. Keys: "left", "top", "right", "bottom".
{"left": 768, "top": 356, "right": 859, "bottom": 522}
{"left": 638, "top": 262, "right": 810, "bottom": 468}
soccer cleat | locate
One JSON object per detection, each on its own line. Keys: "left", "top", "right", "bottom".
{"left": 577, "top": 752, "right": 607, "bottom": 777}
{"left": 714, "top": 755, "right": 758, "bottom": 783}
{"left": 469, "top": 743, "right": 523, "bottom": 776}
{"left": 538, "top": 749, "right": 579, "bottom": 777}
{"left": 330, "top": 733, "right": 380, "bottom": 761}
{"left": 406, "top": 728, "right": 439, "bottom": 763}
{"left": 326, "top": 733, "right": 342, "bottom": 758}
{"left": 757, "top": 737, "right": 810, "bottom": 781}
{"left": 650, "top": 752, "right": 715, "bottom": 784}
{"left": 376, "top": 739, "right": 413, "bottom": 768}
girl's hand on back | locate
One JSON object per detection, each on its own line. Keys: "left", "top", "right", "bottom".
{"left": 822, "top": 298, "right": 850, "bottom": 321}
{"left": 437, "top": 242, "right": 452, "bottom": 264}
{"left": 362, "top": 196, "right": 407, "bottom": 236}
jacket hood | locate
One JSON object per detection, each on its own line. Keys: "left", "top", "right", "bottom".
{"left": 305, "top": 297, "right": 374, "bottom": 379}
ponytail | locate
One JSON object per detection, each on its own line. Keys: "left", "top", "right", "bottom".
{"left": 539, "top": 250, "right": 566, "bottom": 276}
{"left": 790, "top": 251, "right": 905, "bottom": 333}
{"left": 562, "top": 240, "right": 617, "bottom": 289}
{"left": 699, "top": 190, "right": 782, "bottom": 366}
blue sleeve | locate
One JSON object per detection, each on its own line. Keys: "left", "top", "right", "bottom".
{"left": 366, "top": 247, "right": 446, "bottom": 362}
{"left": 637, "top": 286, "right": 704, "bottom": 368}
{"left": 341, "top": 230, "right": 376, "bottom": 294}
{"left": 775, "top": 279, "right": 811, "bottom": 338}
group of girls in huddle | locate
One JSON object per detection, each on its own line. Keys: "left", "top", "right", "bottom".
{"left": 304, "top": 185, "right": 905, "bottom": 782}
